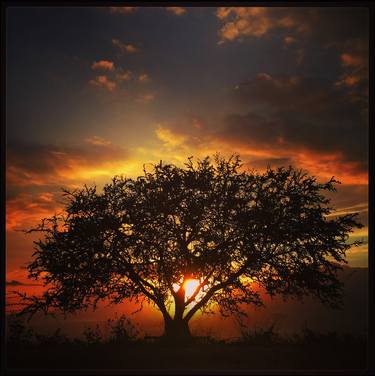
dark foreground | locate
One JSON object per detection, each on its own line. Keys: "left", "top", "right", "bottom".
{"left": 7, "top": 340, "right": 367, "bottom": 372}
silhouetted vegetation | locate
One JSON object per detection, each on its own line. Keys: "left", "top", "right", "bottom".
{"left": 7, "top": 313, "right": 139, "bottom": 348}
{"left": 6, "top": 314, "right": 366, "bottom": 370}
{"left": 18, "top": 155, "right": 363, "bottom": 340}
{"left": 238, "top": 323, "right": 281, "bottom": 345}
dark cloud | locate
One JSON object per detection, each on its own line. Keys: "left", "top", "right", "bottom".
{"left": 6, "top": 139, "right": 128, "bottom": 182}
{"left": 6, "top": 280, "right": 40, "bottom": 287}
{"left": 223, "top": 73, "right": 368, "bottom": 172}
{"left": 234, "top": 74, "right": 366, "bottom": 118}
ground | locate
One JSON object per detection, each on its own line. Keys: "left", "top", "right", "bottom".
{"left": 7, "top": 339, "right": 367, "bottom": 372}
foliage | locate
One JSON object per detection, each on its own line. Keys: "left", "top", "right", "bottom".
{"left": 7, "top": 314, "right": 35, "bottom": 346}
{"left": 82, "top": 314, "right": 139, "bottom": 344}
{"left": 35, "top": 328, "right": 70, "bottom": 346}
{"left": 239, "top": 323, "right": 280, "bottom": 345}
{"left": 107, "top": 314, "right": 139, "bottom": 343}
{"left": 82, "top": 324, "right": 103, "bottom": 345}
{"left": 18, "top": 155, "right": 363, "bottom": 337}
{"left": 6, "top": 313, "right": 138, "bottom": 347}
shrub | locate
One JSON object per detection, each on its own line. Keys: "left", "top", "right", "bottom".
{"left": 107, "top": 314, "right": 139, "bottom": 344}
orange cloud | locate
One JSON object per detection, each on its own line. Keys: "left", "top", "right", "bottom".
{"left": 283, "top": 36, "right": 297, "bottom": 46}
{"left": 215, "top": 7, "right": 367, "bottom": 48}
{"left": 89, "top": 60, "right": 150, "bottom": 94}
{"left": 91, "top": 60, "right": 115, "bottom": 71}
{"left": 216, "top": 7, "right": 232, "bottom": 20}
{"left": 217, "top": 7, "right": 272, "bottom": 42}
{"left": 7, "top": 139, "right": 129, "bottom": 189}
{"left": 216, "top": 7, "right": 310, "bottom": 43}
{"left": 85, "top": 136, "right": 112, "bottom": 146}
{"left": 115, "top": 69, "right": 132, "bottom": 81}
{"left": 152, "top": 111, "right": 368, "bottom": 186}
{"left": 335, "top": 40, "right": 368, "bottom": 90}
{"left": 89, "top": 51, "right": 155, "bottom": 96}
{"left": 124, "top": 44, "right": 137, "bottom": 53}
{"left": 112, "top": 39, "right": 138, "bottom": 54}
{"left": 335, "top": 74, "right": 361, "bottom": 88}
{"left": 165, "top": 7, "right": 186, "bottom": 16}
{"left": 6, "top": 138, "right": 135, "bottom": 232}
{"left": 89, "top": 75, "right": 116, "bottom": 92}
{"left": 326, "top": 202, "right": 368, "bottom": 218}
{"left": 138, "top": 73, "right": 150, "bottom": 82}
{"left": 136, "top": 93, "right": 155, "bottom": 103}
{"left": 6, "top": 192, "right": 63, "bottom": 231}
{"left": 340, "top": 53, "right": 363, "bottom": 68}
{"left": 155, "top": 125, "right": 187, "bottom": 147}
{"left": 221, "top": 141, "right": 367, "bottom": 185}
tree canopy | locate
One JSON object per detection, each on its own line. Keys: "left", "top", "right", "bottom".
{"left": 20, "top": 155, "right": 363, "bottom": 339}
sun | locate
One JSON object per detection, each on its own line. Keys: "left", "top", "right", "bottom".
{"left": 172, "top": 278, "right": 202, "bottom": 301}
{"left": 183, "top": 279, "right": 200, "bottom": 299}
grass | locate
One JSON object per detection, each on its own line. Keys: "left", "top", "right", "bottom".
{"left": 6, "top": 315, "right": 367, "bottom": 371}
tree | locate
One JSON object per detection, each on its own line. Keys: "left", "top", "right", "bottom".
{"left": 19, "top": 155, "right": 362, "bottom": 340}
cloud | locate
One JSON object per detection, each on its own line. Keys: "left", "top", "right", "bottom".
{"left": 216, "top": 7, "right": 311, "bottom": 43}
{"left": 165, "top": 7, "right": 187, "bottom": 16}
{"left": 109, "top": 7, "right": 137, "bottom": 14}
{"left": 336, "top": 75, "right": 361, "bottom": 87}
{"left": 7, "top": 139, "right": 129, "bottom": 188}
{"left": 155, "top": 126, "right": 187, "bottom": 147}
{"left": 153, "top": 118, "right": 219, "bottom": 161}
{"left": 220, "top": 73, "right": 368, "bottom": 179}
{"left": 138, "top": 73, "right": 150, "bottom": 82}
{"left": 233, "top": 73, "right": 363, "bottom": 115}
{"left": 216, "top": 7, "right": 368, "bottom": 45}
{"left": 115, "top": 68, "right": 132, "bottom": 82}
{"left": 6, "top": 191, "right": 63, "bottom": 231}
{"left": 340, "top": 53, "right": 363, "bottom": 68}
{"left": 216, "top": 7, "right": 274, "bottom": 41}
{"left": 136, "top": 93, "right": 155, "bottom": 103}
{"left": 89, "top": 60, "right": 149, "bottom": 93}
{"left": 112, "top": 39, "right": 138, "bottom": 54}
{"left": 6, "top": 280, "right": 41, "bottom": 287}
{"left": 91, "top": 60, "right": 115, "bottom": 71}
{"left": 335, "top": 38, "right": 368, "bottom": 92}
{"left": 283, "top": 35, "right": 297, "bottom": 46}
{"left": 85, "top": 136, "right": 112, "bottom": 146}
{"left": 326, "top": 202, "right": 368, "bottom": 218}
{"left": 90, "top": 61, "right": 120, "bottom": 92}
{"left": 109, "top": 6, "right": 186, "bottom": 16}
{"left": 6, "top": 139, "right": 131, "bottom": 230}
{"left": 89, "top": 75, "right": 116, "bottom": 92}
{"left": 151, "top": 70, "right": 368, "bottom": 185}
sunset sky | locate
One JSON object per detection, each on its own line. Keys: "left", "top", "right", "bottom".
{"left": 6, "top": 5, "right": 369, "bottom": 294}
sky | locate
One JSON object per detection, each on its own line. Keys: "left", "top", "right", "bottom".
{"left": 6, "top": 6, "right": 369, "bottom": 299}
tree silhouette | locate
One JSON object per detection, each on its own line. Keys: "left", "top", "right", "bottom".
{"left": 19, "top": 155, "right": 362, "bottom": 340}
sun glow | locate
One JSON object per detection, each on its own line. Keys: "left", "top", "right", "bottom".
{"left": 172, "top": 278, "right": 202, "bottom": 301}
{"left": 184, "top": 279, "right": 200, "bottom": 299}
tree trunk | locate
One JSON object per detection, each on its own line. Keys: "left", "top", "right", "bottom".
{"left": 164, "top": 318, "right": 191, "bottom": 341}
{"left": 162, "top": 283, "right": 191, "bottom": 341}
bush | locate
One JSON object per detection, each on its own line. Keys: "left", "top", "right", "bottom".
{"left": 35, "top": 328, "right": 70, "bottom": 346}
{"left": 82, "top": 324, "right": 103, "bottom": 345}
{"left": 6, "top": 314, "right": 35, "bottom": 346}
{"left": 107, "top": 314, "right": 139, "bottom": 344}
{"left": 239, "top": 323, "right": 280, "bottom": 345}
